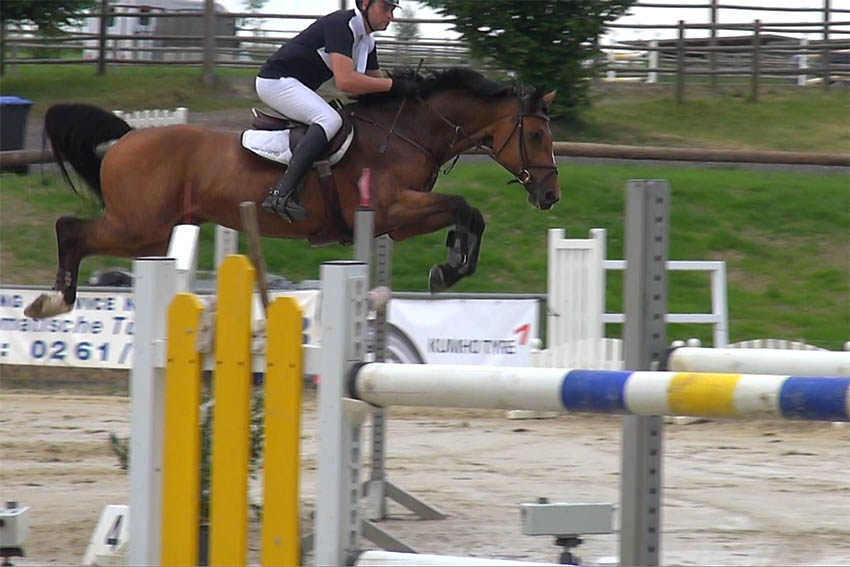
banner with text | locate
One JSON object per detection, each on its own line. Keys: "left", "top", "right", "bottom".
{"left": 388, "top": 298, "right": 538, "bottom": 366}
{"left": 0, "top": 288, "right": 320, "bottom": 369}
{"left": 1, "top": 289, "right": 538, "bottom": 368}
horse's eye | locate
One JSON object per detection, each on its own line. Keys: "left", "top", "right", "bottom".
{"left": 530, "top": 130, "right": 543, "bottom": 143}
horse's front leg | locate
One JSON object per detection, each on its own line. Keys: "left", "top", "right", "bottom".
{"left": 426, "top": 206, "right": 484, "bottom": 292}
{"left": 381, "top": 189, "right": 485, "bottom": 292}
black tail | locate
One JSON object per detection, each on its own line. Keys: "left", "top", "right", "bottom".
{"left": 44, "top": 103, "right": 133, "bottom": 204}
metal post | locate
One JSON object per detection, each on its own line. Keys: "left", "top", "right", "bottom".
{"left": 751, "top": 20, "right": 761, "bottom": 102}
{"left": 128, "top": 257, "right": 177, "bottom": 567}
{"left": 354, "top": 209, "right": 374, "bottom": 267}
{"left": 619, "top": 180, "right": 669, "bottom": 567}
{"left": 366, "top": 235, "right": 390, "bottom": 521}
{"left": 315, "top": 261, "right": 369, "bottom": 566}
{"left": 675, "top": 21, "right": 685, "bottom": 104}
{"left": 203, "top": 0, "right": 216, "bottom": 87}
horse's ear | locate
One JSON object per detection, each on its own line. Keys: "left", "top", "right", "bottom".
{"left": 543, "top": 90, "right": 557, "bottom": 105}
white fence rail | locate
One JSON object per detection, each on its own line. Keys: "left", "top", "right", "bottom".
{"left": 532, "top": 227, "right": 728, "bottom": 371}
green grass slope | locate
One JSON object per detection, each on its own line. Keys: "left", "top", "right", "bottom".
{"left": 2, "top": 162, "right": 847, "bottom": 349}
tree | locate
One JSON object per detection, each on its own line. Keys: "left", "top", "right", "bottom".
{"left": 1, "top": 0, "right": 96, "bottom": 33}
{"left": 421, "top": 0, "right": 636, "bottom": 120}
{"left": 394, "top": 6, "right": 420, "bottom": 42}
{"left": 394, "top": 6, "right": 420, "bottom": 64}
{"left": 240, "top": 0, "right": 268, "bottom": 40}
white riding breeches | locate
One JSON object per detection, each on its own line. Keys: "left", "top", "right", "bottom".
{"left": 255, "top": 76, "right": 343, "bottom": 140}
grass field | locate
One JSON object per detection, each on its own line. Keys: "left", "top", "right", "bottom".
{"left": 2, "top": 161, "right": 847, "bottom": 350}
{"left": 1, "top": 65, "right": 848, "bottom": 348}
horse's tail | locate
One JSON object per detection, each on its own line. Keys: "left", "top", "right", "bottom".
{"left": 44, "top": 103, "right": 133, "bottom": 203}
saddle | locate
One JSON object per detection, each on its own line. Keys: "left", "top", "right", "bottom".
{"left": 246, "top": 108, "right": 354, "bottom": 165}
{"left": 245, "top": 108, "right": 355, "bottom": 247}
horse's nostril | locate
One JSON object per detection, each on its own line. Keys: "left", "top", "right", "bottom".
{"left": 544, "top": 191, "right": 558, "bottom": 204}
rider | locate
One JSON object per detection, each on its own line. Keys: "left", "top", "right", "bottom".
{"left": 256, "top": 0, "right": 418, "bottom": 222}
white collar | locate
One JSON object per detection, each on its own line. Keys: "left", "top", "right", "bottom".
{"left": 351, "top": 9, "right": 371, "bottom": 39}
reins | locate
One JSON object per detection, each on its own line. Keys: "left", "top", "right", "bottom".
{"left": 350, "top": 92, "right": 558, "bottom": 189}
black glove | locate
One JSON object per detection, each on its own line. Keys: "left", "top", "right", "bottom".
{"left": 390, "top": 78, "right": 418, "bottom": 98}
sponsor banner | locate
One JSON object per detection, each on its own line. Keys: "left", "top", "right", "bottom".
{"left": 388, "top": 298, "right": 538, "bottom": 366}
{"left": 0, "top": 288, "right": 320, "bottom": 369}
{"left": 1, "top": 288, "right": 537, "bottom": 368}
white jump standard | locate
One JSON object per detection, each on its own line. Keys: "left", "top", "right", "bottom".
{"left": 315, "top": 180, "right": 849, "bottom": 566}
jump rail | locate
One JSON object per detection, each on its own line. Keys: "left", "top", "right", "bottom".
{"left": 349, "top": 364, "right": 850, "bottom": 422}
{"left": 663, "top": 346, "right": 850, "bottom": 377}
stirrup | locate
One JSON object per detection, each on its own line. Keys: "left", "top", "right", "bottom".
{"left": 281, "top": 195, "right": 307, "bottom": 222}
{"left": 261, "top": 189, "right": 283, "bottom": 214}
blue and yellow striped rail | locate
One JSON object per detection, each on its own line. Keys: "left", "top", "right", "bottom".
{"left": 160, "top": 255, "right": 302, "bottom": 567}
{"left": 351, "top": 364, "right": 850, "bottom": 422}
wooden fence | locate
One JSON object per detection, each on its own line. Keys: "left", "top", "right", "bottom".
{"left": 0, "top": 0, "right": 848, "bottom": 100}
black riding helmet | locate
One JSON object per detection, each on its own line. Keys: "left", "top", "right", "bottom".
{"left": 359, "top": 0, "right": 401, "bottom": 31}
{"left": 360, "top": 0, "right": 402, "bottom": 8}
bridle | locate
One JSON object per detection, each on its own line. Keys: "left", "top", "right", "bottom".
{"left": 350, "top": 92, "right": 558, "bottom": 190}
{"left": 419, "top": 95, "right": 559, "bottom": 189}
{"left": 489, "top": 100, "right": 559, "bottom": 189}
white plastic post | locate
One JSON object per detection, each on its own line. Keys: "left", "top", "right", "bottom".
{"left": 797, "top": 38, "right": 809, "bottom": 86}
{"left": 315, "top": 261, "right": 369, "bottom": 566}
{"left": 166, "top": 224, "right": 200, "bottom": 293}
{"left": 711, "top": 262, "right": 729, "bottom": 347}
{"left": 648, "top": 40, "right": 658, "bottom": 84}
{"left": 128, "top": 257, "right": 177, "bottom": 567}
{"left": 174, "top": 106, "right": 189, "bottom": 124}
{"left": 214, "top": 225, "right": 239, "bottom": 269}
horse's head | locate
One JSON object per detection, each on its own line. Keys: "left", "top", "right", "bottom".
{"left": 489, "top": 88, "right": 560, "bottom": 210}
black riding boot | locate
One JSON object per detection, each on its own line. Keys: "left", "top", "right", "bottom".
{"left": 261, "top": 123, "right": 328, "bottom": 221}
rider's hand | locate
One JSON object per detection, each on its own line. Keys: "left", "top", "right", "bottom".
{"left": 390, "top": 78, "right": 418, "bottom": 98}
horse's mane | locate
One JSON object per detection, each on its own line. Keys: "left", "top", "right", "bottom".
{"left": 353, "top": 67, "right": 516, "bottom": 105}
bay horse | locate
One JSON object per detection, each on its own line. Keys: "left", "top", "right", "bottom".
{"left": 24, "top": 67, "right": 559, "bottom": 319}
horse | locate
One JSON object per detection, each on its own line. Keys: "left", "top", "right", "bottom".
{"left": 24, "top": 67, "right": 560, "bottom": 319}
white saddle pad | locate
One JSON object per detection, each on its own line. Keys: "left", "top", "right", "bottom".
{"left": 241, "top": 126, "right": 355, "bottom": 167}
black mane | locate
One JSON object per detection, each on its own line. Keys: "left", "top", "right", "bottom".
{"left": 354, "top": 67, "right": 517, "bottom": 105}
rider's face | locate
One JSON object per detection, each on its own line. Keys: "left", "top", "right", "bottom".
{"left": 363, "top": 0, "right": 395, "bottom": 31}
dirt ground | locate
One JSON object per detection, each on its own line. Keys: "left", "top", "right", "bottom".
{"left": 1, "top": 374, "right": 848, "bottom": 567}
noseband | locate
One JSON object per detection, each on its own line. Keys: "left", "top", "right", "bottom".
{"left": 491, "top": 109, "right": 559, "bottom": 189}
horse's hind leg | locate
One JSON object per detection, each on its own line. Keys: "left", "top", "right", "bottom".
{"left": 25, "top": 216, "right": 90, "bottom": 319}
{"left": 24, "top": 215, "right": 171, "bottom": 319}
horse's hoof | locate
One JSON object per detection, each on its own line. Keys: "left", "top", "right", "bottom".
{"left": 24, "top": 292, "right": 72, "bottom": 319}
{"left": 428, "top": 265, "right": 446, "bottom": 294}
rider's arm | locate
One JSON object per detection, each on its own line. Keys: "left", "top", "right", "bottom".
{"left": 366, "top": 69, "right": 383, "bottom": 78}
{"left": 330, "top": 52, "right": 392, "bottom": 95}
